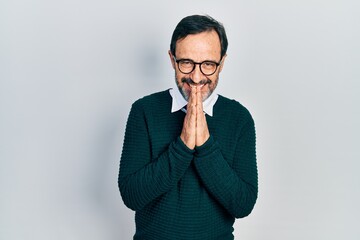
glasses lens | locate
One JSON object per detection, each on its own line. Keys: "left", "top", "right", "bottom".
{"left": 200, "top": 61, "right": 217, "bottom": 75}
{"left": 177, "top": 59, "right": 218, "bottom": 76}
{"left": 178, "top": 60, "right": 194, "bottom": 74}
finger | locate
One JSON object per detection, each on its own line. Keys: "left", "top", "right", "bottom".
{"left": 195, "top": 86, "right": 207, "bottom": 129}
{"left": 181, "top": 86, "right": 197, "bottom": 149}
{"left": 190, "top": 85, "right": 197, "bottom": 103}
{"left": 196, "top": 85, "right": 203, "bottom": 113}
{"left": 188, "top": 86, "right": 197, "bottom": 115}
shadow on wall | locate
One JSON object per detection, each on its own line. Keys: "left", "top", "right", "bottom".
{"left": 84, "top": 43, "right": 167, "bottom": 239}
{"left": 136, "top": 43, "right": 169, "bottom": 91}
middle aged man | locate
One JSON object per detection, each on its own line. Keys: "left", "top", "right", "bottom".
{"left": 119, "top": 14, "right": 258, "bottom": 240}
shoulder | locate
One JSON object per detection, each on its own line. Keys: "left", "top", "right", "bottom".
{"left": 131, "top": 89, "right": 172, "bottom": 112}
{"left": 215, "top": 95, "right": 256, "bottom": 138}
{"left": 214, "top": 95, "right": 255, "bottom": 134}
{"left": 133, "top": 89, "right": 170, "bottom": 105}
{"left": 216, "top": 95, "right": 253, "bottom": 120}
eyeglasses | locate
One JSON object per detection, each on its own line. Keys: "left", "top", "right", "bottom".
{"left": 173, "top": 56, "right": 222, "bottom": 76}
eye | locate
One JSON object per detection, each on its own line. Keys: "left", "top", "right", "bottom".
{"left": 179, "top": 60, "right": 193, "bottom": 67}
{"left": 181, "top": 60, "right": 192, "bottom": 64}
{"left": 202, "top": 61, "right": 216, "bottom": 69}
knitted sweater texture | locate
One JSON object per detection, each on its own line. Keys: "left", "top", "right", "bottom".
{"left": 118, "top": 90, "right": 257, "bottom": 240}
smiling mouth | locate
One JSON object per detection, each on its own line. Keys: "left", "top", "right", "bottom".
{"left": 181, "top": 78, "right": 211, "bottom": 88}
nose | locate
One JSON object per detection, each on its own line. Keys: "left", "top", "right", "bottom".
{"left": 189, "top": 64, "right": 204, "bottom": 84}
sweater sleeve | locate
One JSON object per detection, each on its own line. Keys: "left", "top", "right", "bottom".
{"left": 118, "top": 101, "right": 194, "bottom": 211}
{"left": 193, "top": 118, "right": 258, "bottom": 218}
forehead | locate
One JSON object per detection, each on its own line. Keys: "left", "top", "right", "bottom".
{"left": 175, "top": 30, "right": 221, "bottom": 61}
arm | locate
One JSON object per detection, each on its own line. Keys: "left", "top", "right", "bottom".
{"left": 193, "top": 119, "right": 258, "bottom": 218}
{"left": 118, "top": 101, "right": 194, "bottom": 211}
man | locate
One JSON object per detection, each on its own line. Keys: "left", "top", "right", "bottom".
{"left": 118, "top": 14, "right": 258, "bottom": 240}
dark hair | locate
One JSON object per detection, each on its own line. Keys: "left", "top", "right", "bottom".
{"left": 170, "top": 15, "right": 228, "bottom": 59}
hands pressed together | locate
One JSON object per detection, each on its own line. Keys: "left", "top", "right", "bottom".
{"left": 180, "top": 85, "right": 210, "bottom": 150}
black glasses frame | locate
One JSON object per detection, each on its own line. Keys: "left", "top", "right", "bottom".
{"left": 173, "top": 56, "right": 221, "bottom": 76}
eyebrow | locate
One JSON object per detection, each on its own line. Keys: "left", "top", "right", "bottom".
{"left": 176, "top": 57, "right": 220, "bottom": 63}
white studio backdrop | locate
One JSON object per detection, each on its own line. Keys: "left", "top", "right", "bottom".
{"left": 1, "top": 0, "right": 359, "bottom": 239}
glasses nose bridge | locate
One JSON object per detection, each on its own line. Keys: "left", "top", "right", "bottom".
{"left": 192, "top": 62, "right": 204, "bottom": 75}
{"left": 189, "top": 62, "right": 205, "bottom": 82}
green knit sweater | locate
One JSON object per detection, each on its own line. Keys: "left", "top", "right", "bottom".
{"left": 118, "top": 90, "right": 257, "bottom": 240}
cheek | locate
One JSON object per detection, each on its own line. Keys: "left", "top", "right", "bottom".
{"left": 175, "top": 71, "right": 184, "bottom": 84}
{"left": 207, "top": 77, "right": 218, "bottom": 89}
{"left": 200, "top": 84, "right": 209, "bottom": 92}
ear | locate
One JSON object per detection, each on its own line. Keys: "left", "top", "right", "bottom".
{"left": 168, "top": 50, "right": 176, "bottom": 69}
{"left": 218, "top": 54, "right": 227, "bottom": 73}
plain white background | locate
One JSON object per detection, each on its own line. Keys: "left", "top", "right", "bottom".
{"left": 1, "top": 0, "right": 359, "bottom": 239}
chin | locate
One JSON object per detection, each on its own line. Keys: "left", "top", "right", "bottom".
{"left": 201, "top": 91, "right": 212, "bottom": 101}
{"left": 179, "top": 87, "right": 213, "bottom": 102}
{"left": 179, "top": 88, "right": 190, "bottom": 101}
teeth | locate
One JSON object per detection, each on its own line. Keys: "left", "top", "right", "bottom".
{"left": 188, "top": 83, "right": 205, "bottom": 89}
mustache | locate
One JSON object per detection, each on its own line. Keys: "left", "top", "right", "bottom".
{"left": 181, "top": 78, "right": 211, "bottom": 86}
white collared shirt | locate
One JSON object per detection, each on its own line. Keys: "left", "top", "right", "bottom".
{"left": 169, "top": 86, "right": 218, "bottom": 117}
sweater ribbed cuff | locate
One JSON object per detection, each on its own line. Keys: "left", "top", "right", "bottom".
{"left": 174, "top": 136, "right": 196, "bottom": 157}
{"left": 195, "top": 135, "right": 217, "bottom": 157}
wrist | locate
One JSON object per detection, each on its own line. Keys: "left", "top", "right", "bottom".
{"left": 180, "top": 133, "right": 195, "bottom": 150}
{"left": 195, "top": 135, "right": 215, "bottom": 156}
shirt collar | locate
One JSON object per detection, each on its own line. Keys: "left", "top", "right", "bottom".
{"left": 169, "top": 86, "right": 218, "bottom": 117}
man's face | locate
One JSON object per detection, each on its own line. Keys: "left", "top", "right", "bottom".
{"left": 169, "top": 30, "right": 226, "bottom": 101}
